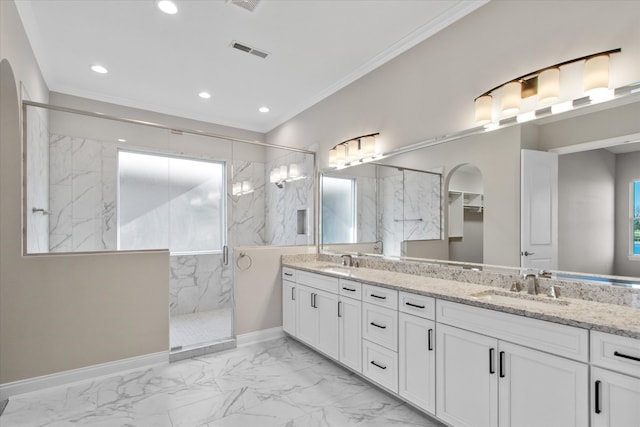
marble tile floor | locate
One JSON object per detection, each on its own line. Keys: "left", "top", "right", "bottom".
{"left": 1, "top": 337, "right": 445, "bottom": 427}
{"left": 170, "top": 308, "right": 233, "bottom": 351}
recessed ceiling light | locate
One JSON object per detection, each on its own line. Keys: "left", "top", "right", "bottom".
{"left": 157, "top": 0, "right": 178, "bottom": 14}
{"left": 199, "top": 91, "right": 211, "bottom": 99}
{"left": 117, "top": 138, "right": 127, "bottom": 142}
{"left": 259, "top": 106, "right": 270, "bottom": 113}
{"left": 91, "top": 64, "right": 108, "bottom": 74}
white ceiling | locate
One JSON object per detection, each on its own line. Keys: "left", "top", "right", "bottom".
{"left": 15, "top": 0, "right": 486, "bottom": 133}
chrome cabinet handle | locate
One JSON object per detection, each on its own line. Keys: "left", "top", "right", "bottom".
{"left": 291, "top": 287, "right": 295, "bottom": 301}
{"left": 338, "top": 301, "right": 342, "bottom": 318}
{"left": 428, "top": 329, "right": 433, "bottom": 351}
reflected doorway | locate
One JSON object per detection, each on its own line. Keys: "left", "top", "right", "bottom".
{"left": 447, "top": 164, "right": 483, "bottom": 263}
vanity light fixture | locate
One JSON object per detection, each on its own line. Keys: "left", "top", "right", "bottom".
{"left": 259, "top": 106, "right": 270, "bottom": 113}
{"left": 157, "top": 0, "right": 178, "bottom": 14}
{"left": 269, "top": 163, "right": 306, "bottom": 188}
{"left": 199, "top": 91, "right": 211, "bottom": 99}
{"left": 328, "top": 133, "right": 380, "bottom": 168}
{"left": 232, "top": 180, "right": 254, "bottom": 196}
{"left": 474, "top": 48, "right": 621, "bottom": 125}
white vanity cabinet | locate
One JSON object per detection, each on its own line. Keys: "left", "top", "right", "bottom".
{"left": 436, "top": 300, "right": 589, "bottom": 427}
{"left": 398, "top": 292, "right": 436, "bottom": 415}
{"left": 282, "top": 278, "right": 296, "bottom": 336}
{"left": 296, "top": 283, "right": 339, "bottom": 360}
{"left": 338, "top": 279, "right": 362, "bottom": 372}
{"left": 362, "top": 284, "right": 399, "bottom": 393}
{"left": 590, "top": 331, "right": 640, "bottom": 427}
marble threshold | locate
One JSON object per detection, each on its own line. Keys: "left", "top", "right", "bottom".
{"left": 282, "top": 255, "right": 640, "bottom": 340}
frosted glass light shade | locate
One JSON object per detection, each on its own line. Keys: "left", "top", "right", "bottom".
{"left": 474, "top": 95, "right": 492, "bottom": 125}
{"left": 328, "top": 148, "right": 337, "bottom": 167}
{"left": 289, "top": 163, "right": 300, "bottom": 178}
{"left": 335, "top": 144, "right": 346, "bottom": 165}
{"left": 538, "top": 68, "right": 560, "bottom": 103}
{"left": 347, "top": 139, "right": 360, "bottom": 162}
{"left": 501, "top": 81, "right": 521, "bottom": 115}
{"left": 279, "top": 165, "right": 288, "bottom": 180}
{"left": 361, "top": 136, "right": 377, "bottom": 156}
{"left": 584, "top": 54, "right": 609, "bottom": 95}
{"left": 269, "top": 168, "right": 279, "bottom": 183}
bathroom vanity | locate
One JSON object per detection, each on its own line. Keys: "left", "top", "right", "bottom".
{"left": 281, "top": 257, "right": 640, "bottom": 427}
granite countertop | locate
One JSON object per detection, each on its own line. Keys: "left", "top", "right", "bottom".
{"left": 283, "top": 259, "right": 640, "bottom": 340}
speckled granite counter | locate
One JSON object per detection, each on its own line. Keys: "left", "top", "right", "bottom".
{"left": 282, "top": 257, "right": 640, "bottom": 340}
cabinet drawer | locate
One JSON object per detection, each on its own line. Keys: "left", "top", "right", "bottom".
{"left": 339, "top": 279, "right": 362, "bottom": 299}
{"left": 399, "top": 292, "right": 435, "bottom": 320}
{"left": 282, "top": 267, "right": 297, "bottom": 282}
{"left": 363, "top": 284, "right": 398, "bottom": 309}
{"left": 591, "top": 331, "right": 640, "bottom": 378}
{"left": 362, "top": 339, "right": 398, "bottom": 393}
{"left": 297, "top": 270, "right": 339, "bottom": 294}
{"left": 436, "top": 300, "right": 588, "bottom": 362}
{"left": 363, "top": 303, "right": 398, "bottom": 351}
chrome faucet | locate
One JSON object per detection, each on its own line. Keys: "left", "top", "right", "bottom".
{"left": 524, "top": 273, "right": 539, "bottom": 295}
{"left": 341, "top": 254, "right": 353, "bottom": 267}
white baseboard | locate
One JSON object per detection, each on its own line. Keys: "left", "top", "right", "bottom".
{"left": 0, "top": 351, "right": 168, "bottom": 400}
{"left": 236, "top": 326, "right": 284, "bottom": 347}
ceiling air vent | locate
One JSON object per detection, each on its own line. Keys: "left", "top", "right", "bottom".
{"left": 228, "top": 0, "right": 260, "bottom": 12}
{"left": 231, "top": 41, "right": 269, "bottom": 59}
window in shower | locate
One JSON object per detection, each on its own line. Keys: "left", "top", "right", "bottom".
{"left": 118, "top": 150, "right": 225, "bottom": 253}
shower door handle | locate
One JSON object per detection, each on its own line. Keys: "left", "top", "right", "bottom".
{"left": 223, "top": 246, "right": 229, "bottom": 266}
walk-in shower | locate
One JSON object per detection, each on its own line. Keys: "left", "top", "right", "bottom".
{"left": 23, "top": 100, "right": 316, "bottom": 358}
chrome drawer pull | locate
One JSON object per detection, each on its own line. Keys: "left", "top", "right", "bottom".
{"left": 614, "top": 351, "right": 640, "bottom": 362}
{"left": 371, "top": 361, "right": 387, "bottom": 370}
{"left": 370, "top": 322, "right": 386, "bottom": 329}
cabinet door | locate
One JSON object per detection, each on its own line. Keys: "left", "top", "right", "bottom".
{"left": 339, "top": 296, "right": 362, "bottom": 372}
{"left": 436, "top": 324, "right": 498, "bottom": 427}
{"left": 592, "top": 367, "right": 640, "bottom": 427}
{"left": 315, "top": 289, "right": 339, "bottom": 359}
{"left": 296, "top": 284, "right": 318, "bottom": 347}
{"left": 399, "top": 312, "right": 435, "bottom": 415}
{"left": 498, "top": 341, "right": 588, "bottom": 427}
{"left": 282, "top": 280, "right": 296, "bottom": 336}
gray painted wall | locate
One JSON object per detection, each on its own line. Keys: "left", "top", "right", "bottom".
{"left": 558, "top": 150, "right": 616, "bottom": 275}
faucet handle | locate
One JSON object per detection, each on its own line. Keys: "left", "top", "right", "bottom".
{"left": 510, "top": 282, "right": 523, "bottom": 292}
{"left": 547, "top": 285, "right": 561, "bottom": 299}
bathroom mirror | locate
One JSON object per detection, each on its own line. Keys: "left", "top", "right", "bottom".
{"left": 321, "top": 164, "right": 442, "bottom": 257}
{"left": 320, "top": 89, "right": 640, "bottom": 285}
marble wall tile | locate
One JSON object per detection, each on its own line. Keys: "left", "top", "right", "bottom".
{"left": 231, "top": 160, "right": 266, "bottom": 247}
{"left": 26, "top": 106, "right": 50, "bottom": 253}
{"left": 49, "top": 134, "right": 117, "bottom": 252}
{"left": 170, "top": 253, "right": 233, "bottom": 316}
{"left": 265, "top": 152, "right": 314, "bottom": 246}
{"left": 357, "top": 176, "right": 377, "bottom": 243}
{"left": 378, "top": 170, "right": 442, "bottom": 257}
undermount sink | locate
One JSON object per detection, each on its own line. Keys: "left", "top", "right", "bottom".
{"left": 313, "top": 264, "right": 355, "bottom": 276}
{"left": 470, "top": 289, "right": 569, "bottom": 308}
